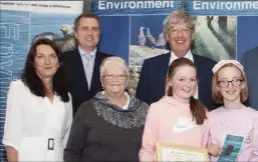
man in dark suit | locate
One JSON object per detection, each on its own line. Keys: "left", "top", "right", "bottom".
{"left": 241, "top": 46, "right": 258, "bottom": 110}
{"left": 63, "top": 13, "right": 111, "bottom": 115}
{"left": 136, "top": 10, "right": 217, "bottom": 110}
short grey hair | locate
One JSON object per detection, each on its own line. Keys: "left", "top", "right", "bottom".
{"left": 163, "top": 10, "right": 194, "bottom": 36}
{"left": 100, "top": 56, "right": 129, "bottom": 78}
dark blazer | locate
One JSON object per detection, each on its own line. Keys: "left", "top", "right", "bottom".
{"left": 241, "top": 46, "right": 258, "bottom": 110}
{"left": 136, "top": 53, "right": 217, "bottom": 110}
{"left": 63, "top": 48, "right": 112, "bottom": 115}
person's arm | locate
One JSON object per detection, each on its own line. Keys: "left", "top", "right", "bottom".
{"left": 6, "top": 146, "right": 18, "bottom": 162}
{"left": 136, "top": 60, "right": 150, "bottom": 104}
{"left": 63, "top": 93, "right": 73, "bottom": 146}
{"left": 250, "top": 116, "right": 258, "bottom": 161}
{"left": 206, "top": 111, "right": 222, "bottom": 157}
{"left": 3, "top": 81, "right": 23, "bottom": 162}
{"left": 139, "top": 103, "right": 159, "bottom": 161}
{"left": 63, "top": 102, "right": 91, "bottom": 162}
{"left": 201, "top": 110, "right": 211, "bottom": 148}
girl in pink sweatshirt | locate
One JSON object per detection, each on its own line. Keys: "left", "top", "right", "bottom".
{"left": 139, "top": 58, "right": 210, "bottom": 161}
{"left": 208, "top": 60, "right": 258, "bottom": 161}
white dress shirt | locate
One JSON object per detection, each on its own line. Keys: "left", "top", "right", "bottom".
{"left": 2, "top": 80, "right": 73, "bottom": 161}
{"left": 169, "top": 50, "right": 198, "bottom": 99}
{"left": 78, "top": 46, "right": 96, "bottom": 89}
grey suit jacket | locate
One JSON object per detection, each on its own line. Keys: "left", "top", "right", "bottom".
{"left": 241, "top": 46, "right": 258, "bottom": 110}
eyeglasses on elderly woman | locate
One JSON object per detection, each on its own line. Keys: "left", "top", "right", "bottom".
{"left": 102, "top": 74, "right": 128, "bottom": 81}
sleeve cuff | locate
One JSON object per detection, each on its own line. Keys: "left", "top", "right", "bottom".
{"left": 2, "top": 139, "right": 19, "bottom": 152}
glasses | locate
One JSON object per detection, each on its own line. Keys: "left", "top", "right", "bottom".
{"left": 103, "top": 74, "right": 127, "bottom": 80}
{"left": 217, "top": 78, "right": 243, "bottom": 88}
{"left": 167, "top": 26, "right": 192, "bottom": 35}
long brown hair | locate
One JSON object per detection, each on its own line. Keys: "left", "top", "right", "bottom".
{"left": 21, "top": 38, "right": 69, "bottom": 102}
{"left": 167, "top": 58, "right": 207, "bottom": 125}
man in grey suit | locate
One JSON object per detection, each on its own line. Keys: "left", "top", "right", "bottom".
{"left": 241, "top": 46, "right": 258, "bottom": 110}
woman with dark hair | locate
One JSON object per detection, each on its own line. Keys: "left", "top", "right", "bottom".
{"left": 2, "top": 38, "right": 73, "bottom": 161}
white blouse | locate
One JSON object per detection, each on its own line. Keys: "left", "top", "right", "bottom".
{"left": 2, "top": 80, "right": 73, "bottom": 161}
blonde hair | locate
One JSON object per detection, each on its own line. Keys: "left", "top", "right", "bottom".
{"left": 212, "top": 63, "right": 249, "bottom": 104}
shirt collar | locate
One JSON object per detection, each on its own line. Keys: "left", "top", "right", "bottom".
{"left": 101, "top": 91, "right": 130, "bottom": 110}
{"left": 78, "top": 46, "right": 97, "bottom": 58}
{"left": 169, "top": 50, "right": 194, "bottom": 65}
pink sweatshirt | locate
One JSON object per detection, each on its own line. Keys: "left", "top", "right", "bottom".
{"left": 209, "top": 107, "right": 258, "bottom": 162}
{"left": 139, "top": 96, "right": 210, "bottom": 161}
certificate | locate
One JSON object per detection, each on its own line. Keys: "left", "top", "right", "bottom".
{"left": 156, "top": 142, "right": 209, "bottom": 161}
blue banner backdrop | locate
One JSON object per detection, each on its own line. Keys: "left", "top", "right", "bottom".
{"left": 92, "top": 0, "right": 258, "bottom": 96}
{"left": 1, "top": 0, "right": 258, "bottom": 160}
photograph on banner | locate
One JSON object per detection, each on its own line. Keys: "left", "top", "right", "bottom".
{"left": 0, "top": 1, "right": 83, "bottom": 160}
{"left": 30, "top": 13, "right": 76, "bottom": 53}
{"left": 128, "top": 15, "right": 236, "bottom": 95}
{"left": 237, "top": 16, "right": 258, "bottom": 61}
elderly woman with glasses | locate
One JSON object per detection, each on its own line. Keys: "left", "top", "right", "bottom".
{"left": 64, "top": 56, "right": 148, "bottom": 161}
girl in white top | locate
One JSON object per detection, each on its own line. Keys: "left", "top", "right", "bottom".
{"left": 3, "top": 38, "right": 73, "bottom": 161}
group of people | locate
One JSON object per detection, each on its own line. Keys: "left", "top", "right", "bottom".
{"left": 2, "top": 9, "right": 258, "bottom": 162}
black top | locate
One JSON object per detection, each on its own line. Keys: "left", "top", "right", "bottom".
{"left": 63, "top": 48, "right": 112, "bottom": 116}
{"left": 64, "top": 92, "right": 148, "bottom": 162}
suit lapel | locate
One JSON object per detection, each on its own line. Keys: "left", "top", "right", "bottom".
{"left": 157, "top": 53, "right": 171, "bottom": 96}
{"left": 193, "top": 54, "right": 205, "bottom": 100}
{"left": 90, "top": 51, "right": 104, "bottom": 92}
{"left": 161, "top": 53, "right": 171, "bottom": 77}
{"left": 73, "top": 48, "right": 89, "bottom": 91}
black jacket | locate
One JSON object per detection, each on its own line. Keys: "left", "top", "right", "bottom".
{"left": 63, "top": 48, "right": 112, "bottom": 115}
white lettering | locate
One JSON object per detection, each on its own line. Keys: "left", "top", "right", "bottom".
{"left": 113, "top": 2, "right": 120, "bottom": 9}
{"left": 0, "top": 23, "right": 19, "bottom": 40}
{"left": 193, "top": 1, "right": 201, "bottom": 10}
{"left": 0, "top": 60, "right": 12, "bottom": 77}
{"left": 155, "top": 1, "right": 162, "bottom": 8}
{"left": 98, "top": 0, "right": 175, "bottom": 10}
{"left": 129, "top": 1, "right": 136, "bottom": 9}
{"left": 192, "top": 1, "right": 258, "bottom": 10}
{"left": 225, "top": 2, "right": 233, "bottom": 10}
{"left": 254, "top": 2, "right": 258, "bottom": 9}
{"left": 98, "top": 1, "right": 105, "bottom": 10}
{"left": 0, "top": 43, "right": 13, "bottom": 58}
